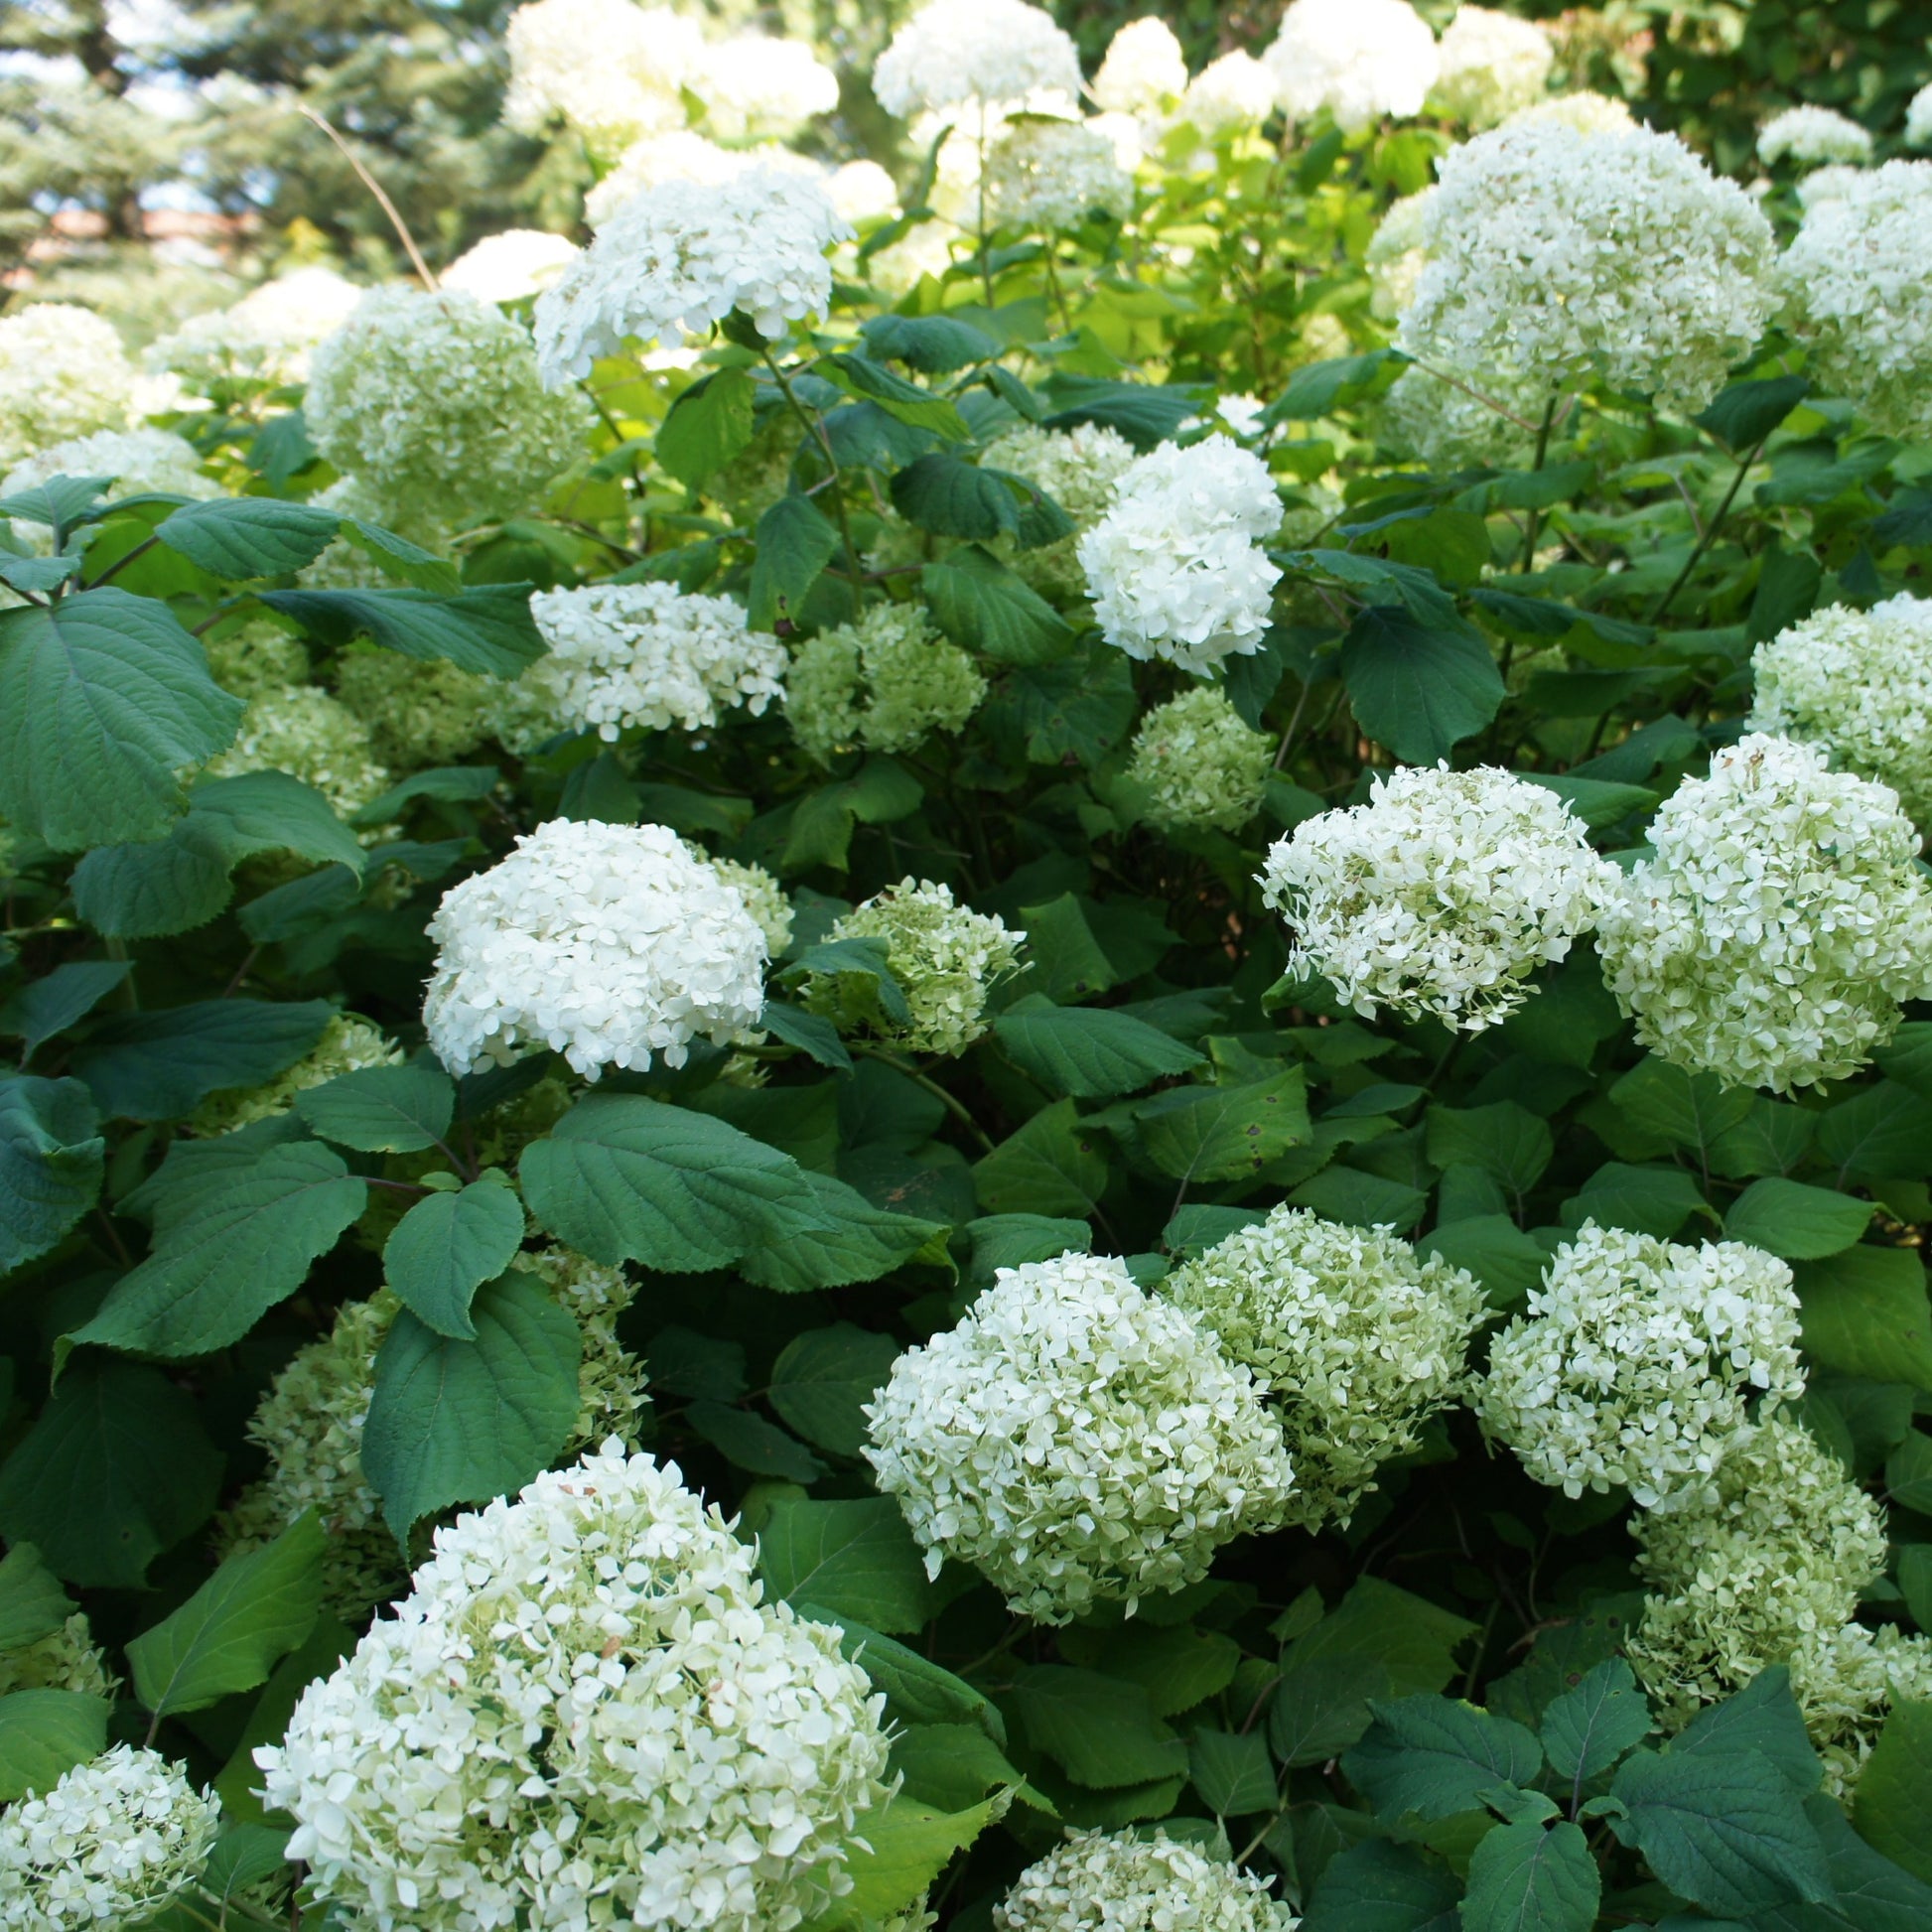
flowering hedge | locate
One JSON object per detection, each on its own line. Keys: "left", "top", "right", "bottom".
{"left": 6, "top": 2, "right": 1932, "bottom": 1928}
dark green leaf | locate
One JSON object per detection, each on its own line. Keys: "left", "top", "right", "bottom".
{"left": 738, "top": 1171, "right": 944, "bottom": 1291}
{"left": 1302, "top": 1839, "right": 1460, "bottom": 1932}
{"left": 973, "top": 1097, "right": 1108, "bottom": 1217}
{"left": 0, "top": 1076, "right": 102, "bottom": 1273}
{"left": 71, "top": 997, "right": 333, "bottom": 1120}
{"left": 756, "top": 1495, "right": 932, "bottom": 1634}
{"left": 1188, "top": 1728, "right": 1278, "bottom": 1817}
{"left": 0, "top": 1691, "right": 110, "bottom": 1802}
{"left": 1421, "top": 1215, "right": 1549, "bottom": 1310}
{"left": 1852, "top": 1700, "right": 1932, "bottom": 1882}
{"left": 995, "top": 995, "right": 1204, "bottom": 1098}
{"left": 656, "top": 366, "right": 757, "bottom": 485}
{"left": 991, "top": 645, "right": 1137, "bottom": 762}
{"left": 1042, "top": 374, "right": 1203, "bottom": 449}
{"left": 817, "top": 353, "right": 969, "bottom": 438}
{"left": 1695, "top": 375, "right": 1810, "bottom": 454}
{"left": 0, "top": 1545, "right": 74, "bottom": 1652}
{"left": 1794, "top": 1248, "right": 1932, "bottom": 1391}
{"left": 155, "top": 496, "right": 340, "bottom": 577}
{"left": 1817, "top": 1084, "right": 1932, "bottom": 1183}
{"left": 686, "top": 1399, "right": 826, "bottom": 1480}
{"left": 382, "top": 1174, "right": 526, "bottom": 1338}
{"left": 759, "top": 1001, "right": 853, "bottom": 1070}
{"left": 1009, "top": 1665, "right": 1189, "bottom": 1788}
{"left": 768, "top": 1323, "right": 902, "bottom": 1457}
{"left": 862, "top": 313, "right": 999, "bottom": 373}
{"left": 749, "top": 493, "right": 841, "bottom": 629}
{"left": 1559, "top": 1162, "right": 1709, "bottom": 1239}
{"left": 1265, "top": 352, "right": 1399, "bottom": 426}
{"left": 892, "top": 453, "right": 1023, "bottom": 538}
{"left": 1338, "top": 602, "right": 1505, "bottom": 765}
{"left": 922, "top": 543, "right": 1074, "bottom": 665}
{"left": 1136, "top": 1068, "right": 1311, "bottom": 1183}
{"left": 804, "top": 1606, "right": 1005, "bottom": 1739}
{"left": 1342, "top": 1696, "right": 1543, "bottom": 1822}
{"left": 1541, "top": 1659, "right": 1651, "bottom": 1787}
{"left": 294, "top": 1062, "right": 456, "bottom": 1153}
{"left": 1458, "top": 1819, "right": 1600, "bottom": 1932}
{"left": 257, "top": 584, "right": 545, "bottom": 677}
{"left": 1020, "top": 895, "right": 1119, "bottom": 1004}
{"left": 1724, "top": 1178, "right": 1872, "bottom": 1261}
{"left": 0, "top": 962, "right": 131, "bottom": 1060}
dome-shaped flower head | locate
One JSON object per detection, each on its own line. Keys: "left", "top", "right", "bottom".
{"left": 502, "top": 0, "right": 705, "bottom": 155}
{"left": 1595, "top": 733, "right": 1932, "bottom": 1091}
{"left": 1124, "top": 686, "right": 1273, "bottom": 834}
{"left": 1178, "top": 52, "right": 1280, "bottom": 140}
{"left": 306, "top": 287, "right": 592, "bottom": 525}
{"left": 785, "top": 603, "right": 985, "bottom": 763}
{"left": 873, "top": 0, "right": 1082, "bottom": 121}
{"left": 1264, "top": 0, "right": 1440, "bottom": 134}
{"left": 1478, "top": 1220, "right": 1805, "bottom": 1509}
{"left": 423, "top": 818, "right": 768, "bottom": 1078}
{"left": 691, "top": 36, "right": 840, "bottom": 142}
{"left": 986, "top": 119, "right": 1134, "bottom": 231}
{"left": 864, "top": 1252, "right": 1297, "bottom": 1621}
{"left": 1430, "top": 6, "right": 1554, "bottom": 127}
{"left": 1501, "top": 89, "right": 1636, "bottom": 136}
{"left": 534, "top": 169, "right": 851, "bottom": 385}
{"left": 1092, "top": 18, "right": 1187, "bottom": 117}
{"left": 148, "top": 265, "right": 364, "bottom": 393}
{"left": 0, "top": 304, "right": 136, "bottom": 468}
{"left": 1259, "top": 763, "right": 1613, "bottom": 1032}
{"left": 439, "top": 228, "right": 578, "bottom": 304}
{"left": 1757, "top": 104, "right": 1872, "bottom": 169}
{"left": 996, "top": 1828, "right": 1296, "bottom": 1931}
{"left": 258, "top": 1446, "right": 893, "bottom": 1932}
{"left": 1399, "top": 121, "right": 1777, "bottom": 417}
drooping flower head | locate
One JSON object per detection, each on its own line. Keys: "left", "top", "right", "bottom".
{"left": 535, "top": 171, "right": 850, "bottom": 385}
{"left": 258, "top": 1447, "right": 893, "bottom": 1932}
{"left": 873, "top": 0, "right": 1082, "bottom": 122}
{"left": 995, "top": 1829, "right": 1296, "bottom": 1931}
{"left": 1595, "top": 733, "right": 1932, "bottom": 1091}
{"left": 1756, "top": 104, "right": 1873, "bottom": 169}
{"left": 864, "top": 1253, "right": 1297, "bottom": 1621}
{"left": 1125, "top": 686, "right": 1273, "bottom": 835}
{"left": 1430, "top": 6, "right": 1553, "bottom": 126}
{"left": 784, "top": 603, "right": 985, "bottom": 763}
{"left": 1259, "top": 764, "right": 1613, "bottom": 1032}
{"left": 1264, "top": 0, "right": 1440, "bottom": 134}
{"left": 0, "top": 304, "right": 136, "bottom": 468}
{"left": 1167, "top": 1204, "right": 1485, "bottom": 1531}
{"left": 1478, "top": 1220, "right": 1805, "bottom": 1509}
{"left": 423, "top": 819, "right": 768, "bottom": 1078}
{"left": 503, "top": 0, "right": 705, "bottom": 155}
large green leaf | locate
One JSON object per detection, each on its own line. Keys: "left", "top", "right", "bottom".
{"left": 1853, "top": 1702, "right": 1932, "bottom": 1883}
{"left": 1341, "top": 1695, "right": 1543, "bottom": 1823}
{"left": 1337, "top": 601, "right": 1504, "bottom": 765}
{"left": 1135, "top": 1068, "right": 1311, "bottom": 1183}
{"left": 816, "top": 352, "right": 969, "bottom": 438}
{"left": 294, "top": 1062, "right": 457, "bottom": 1153}
{"left": 0, "top": 1545, "right": 74, "bottom": 1653}
{"left": 1725, "top": 1178, "right": 1872, "bottom": 1260}
{"left": 127, "top": 1512, "right": 324, "bottom": 1718}
{"left": 257, "top": 583, "right": 544, "bottom": 677}
{"left": 1187, "top": 1728, "right": 1279, "bottom": 1818}
{"left": 802, "top": 1606, "right": 1005, "bottom": 1739}
{"left": 922, "top": 543, "right": 1074, "bottom": 665}
{"left": 360, "top": 1269, "right": 582, "bottom": 1540}
{"left": 154, "top": 495, "right": 341, "bottom": 577}
{"left": 861, "top": 313, "right": 999, "bottom": 372}
{"left": 739, "top": 1170, "right": 943, "bottom": 1293}
{"left": 973, "top": 1098, "right": 1109, "bottom": 1217}
{"left": 1301, "top": 1839, "right": 1460, "bottom": 1932}
{"left": 756, "top": 1496, "right": 932, "bottom": 1635}
{"left": 1458, "top": 1819, "right": 1600, "bottom": 1932}
{"left": 1794, "top": 1247, "right": 1932, "bottom": 1391}
{"left": 1539, "top": 1658, "right": 1651, "bottom": 1789}
{"left": 0, "top": 960, "right": 132, "bottom": 1060}
{"left": 0, "top": 586, "right": 243, "bottom": 849}
{"left": 995, "top": 995, "right": 1204, "bottom": 1099}
{"left": 0, "top": 1354, "right": 221, "bottom": 1587}
{"left": 70, "top": 997, "right": 333, "bottom": 1120}
{"left": 749, "top": 493, "right": 840, "bottom": 629}
{"left": 767, "top": 1323, "right": 903, "bottom": 1457}
{"left": 0, "top": 1690, "right": 111, "bottom": 1802}
{"left": 990, "top": 645, "right": 1137, "bottom": 763}
{"left": 654, "top": 366, "right": 757, "bottom": 485}
{"left": 1611, "top": 1058, "right": 1753, "bottom": 1160}
{"left": 381, "top": 1174, "right": 526, "bottom": 1338}
{"left": 1008, "top": 1665, "right": 1189, "bottom": 1789}
{"left": 805, "top": 1793, "right": 997, "bottom": 1931}
{"left": 0, "top": 1076, "right": 103, "bottom": 1273}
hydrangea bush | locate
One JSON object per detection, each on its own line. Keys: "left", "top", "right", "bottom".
{"left": 6, "top": 3, "right": 1932, "bottom": 1927}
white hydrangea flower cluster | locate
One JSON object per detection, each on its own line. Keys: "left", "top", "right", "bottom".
{"left": 711, "top": 858, "right": 795, "bottom": 955}
{"left": 1502, "top": 89, "right": 1637, "bottom": 136}
{"left": 1757, "top": 104, "right": 1873, "bottom": 168}
{"left": 191, "top": 1014, "right": 401, "bottom": 1137}
{"left": 1125, "top": 686, "right": 1273, "bottom": 835}
{"left": 503, "top": 0, "right": 704, "bottom": 155}
{"left": 1178, "top": 53, "right": 1281, "bottom": 139}
{"left": 987, "top": 119, "right": 1134, "bottom": 231}
{"left": 983, "top": 420, "right": 1139, "bottom": 598}
{"left": 1748, "top": 595, "right": 1932, "bottom": 828}
{"left": 0, "top": 1614, "right": 113, "bottom": 1701}
{"left": 1431, "top": 7, "right": 1554, "bottom": 127}
{"left": 519, "top": 583, "right": 785, "bottom": 742}
{"left": 1167, "top": 1205, "right": 1486, "bottom": 1532}
{"left": 1796, "top": 163, "right": 1863, "bottom": 210}
{"left": 1779, "top": 161, "right": 1932, "bottom": 440}
{"left": 809, "top": 878, "right": 1024, "bottom": 1057}
{"left": 1399, "top": 122, "right": 1777, "bottom": 417}
{"left": 258, "top": 1446, "right": 893, "bottom": 1932}
{"left": 1479, "top": 1220, "right": 1805, "bottom": 1510}
{"left": 440, "top": 228, "right": 579, "bottom": 304}
{"left": 1595, "top": 733, "right": 1932, "bottom": 1092}
{"left": 307, "top": 287, "right": 591, "bottom": 526}
{"left": 996, "top": 1829, "right": 1296, "bottom": 1932}
{"left": 1788, "top": 1621, "right": 1932, "bottom": 1796}
{"left": 1908, "top": 81, "right": 1932, "bottom": 148}
{"left": 784, "top": 603, "right": 986, "bottom": 762}
{"left": 1264, "top": 0, "right": 1440, "bottom": 134}
{"left": 1259, "top": 764, "right": 1612, "bottom": 1032}
{"left": 1092, "top": 19, "right": 1187, "bottom": 116}
{"left": 585, "top": 134, "right": 818, "bottom": 228}
{"left": 425, "top": 819, "right": 768, "bottom": 1078}
{"left": 1366, "top": 188, "right": 1433, "bottom": 321}
{"left": 693, "top": 36, "right": 839, "bottom": 142}
{"left": 223, "top": 1251, "right": 650, "bottom": 1615}
{"left": 333, "top": 644, "right": 498, "bottom": 773}
{"left": 1379, "top": 364, "right": 1541, "bottom": 470}
{"left": 201, "top": 683, "right": 393, "bottom": 821}
{"left": 535, "top": 171, "right": 849, "bottom": 384}
{"left": 1079, "top": 436, "right": 1283, "bottom": 671}
{"left": 0, "top": 305, "right": 136, "bottom": 468}
{"left": 2, "top": 427, "right": 213, "bottom": 510}
{"left": 0, "top": 1744, "right": 218, "bottom": 1932}
{"left": 147, "top": 266, "right": 364, "bottom": 392}
{"left": 864, "top": 1254, "right": 1297, "bottom": 1622}
{"left": 873, "top": 0, "right": 1082, "bottom": 120}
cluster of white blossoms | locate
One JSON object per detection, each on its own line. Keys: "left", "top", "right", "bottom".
{"left": 1365, "top": 188, "right": 1434, "bottom": 321}
{"left": 519, "top": 583, "right": 786, "bottom": 741}
{"left": 1260, "top": 764, "right": 1612, "bottom": 1032}
{"left": 1124, "top": 687, "right": 1273, "bottom": 835}
{"left": 1479, "top": 1221, "right": 1805, "bottom": 1510}
{"left": 1748, "top": 595, "right": 1932, "bottom": 828}
{"left": 1503, "top": 88, "right": 1637, "bottom": 137}
{"left": 1079, "top": 436, "right": 1283, "bottom": 671}
{"left": 1380, "top": 364, "right": 1541, "bottom": 471}
{"left": 1400, "top": 122, "right": 1777, "bottom": 417}
{"left": 1091, "top": 18, "right": 1187, "bottom": 117}
{"left": 1756, "top": 104, "right": 1873, "bottom": 168}
{"left": 503, "top": 0, "right": 702, "bottom": 154}
{"left": 987, "top": 119, "right": 1134, "bottom": 231}
{"left": 424, "top": 819, "right": 768, "bottom": 1078}
{"left": 148, "top": 265, "right": 364, "bottom": 392}
{"left": 0, "top": 1744, "right": 218, "bottom": 1932}
{"left": 1178, "top": 52, "right": 1281, "bottom": 140}
{"left": 0, "top": 304, "right": 136, "bottom": 468}
{"left": 202, "top": 682, "right": 393, "bottom": 821}
{"left": 1167, "top": 1206, "right": 1486, "bottom": 1533}
{"left": 864, "top": 1253, "right": 1296, "bottom": 1622}
{"left": 1264, "top": 0, "right": 1439, "bottom": 134}
{"left": 307, "top": 287, "right": 591, "bottom": 526}
{"left": 1788, "top": 1621, "right": 1932, "bottom": 1796}
{"left": 809, "top": 879, "right": 1023, "bottom": 1056}
{"left": 440, "top": 227, "right": 579, "bottom": 304}
{"left": 584, "top": 137, "right": 833, "bottom": 231}
{"left": 872, "top": 0, "right": 1081, "bottom": 121}
{"left": 983, "top": 421, "right": 1138, "bottom": 599}
{"left": 191, "top": 1014, "right": 401, "bottom": 1137}
{"left": 535, "top": 171, "right": 849, "bottom": 384}
{"left": 694, "top": 35, "right": 839, "bottom": 143}
{"left": 710, "top": 858, "right": 794, "bottom": 956}
{"left": 1431, "top": 6, "right": 1555, "bottom": 127}
{"left": 0, "top": 1613, "right": 113, "bottom": 1701}
{"left": 784, "top": 603, "right": 985, "bottom": 762}
{"left": 1, "top": 427, "right": 214, "bottom": 515}
{"left": 1595, "top": 733, "right": 1932, "bottom": 1092}
{"left": 995, "top": 1829, "right": 1297, "bottom": 1932}
{"left": 1780, "top": 161, "right": 1932, "bottom": 440}
{"left": 259, "top": 1447, "right": 893, "bottom": 1932}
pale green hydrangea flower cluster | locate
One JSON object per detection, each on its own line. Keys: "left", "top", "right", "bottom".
{"left": 1259, "top": 763, "right": 1613, "bottom": 1032}
{"left": 0, "top": 1614, "right": 114, "bottom": 1701}
{"left": 0, "top": 1744, "right": 218, "bottom": 1932}
{"left": 986, "top": 119, "right": 1134, "bottom": 231}
{"left": 306, "top": 287, "right": 593, "bottom": 526}
{"left": 1125, "top": 686, "right": 1273, "bottom": 834}
{"left": 203, "top": 621, "right": 312, "bottom": 700}
{"left": 1378, "top": 363, "right": 1541, "bottom": 470}
{"left": 711, "top": 858, "right": 795, "bottom": 955}
{"left": 1365, "top": 188, "right": 1433, "bottom": 321}
{"left": 1787, "top": 1622, "right": 1932, "bottom": 1797}
{"left": 1166, "top": 1205, "right": 1485, "bottom": 1532}
{"left": 258, "top": 1446, "right": 893, "bottom": 1932}
{"left": 1429, "top": 6, "right": 1554, "bottom": 128}
{"left": 147, "top": 265, "right": 364, "bottom": 393}
{"left": 785, "top": 604, "right": 985, "bottom": 763}
{"left": 995, "top": 1828, "right": 1297, "bottom": 1932}
{"left": 1748, "top": 595, "right": 1932, "bottom": 828}
{"left": 865, "top": 1252, "right": 1297, "bottom": 1622}
{"left": 809, "top": 878, "right": 1024, "bottom": 1056}
{"left": 335, "top": 648, "right": 500, "bottom": 771}
{"left": 983, "top": 420, "right": 1139, "bottom": 600}
{"left": 1479, "top": 1220, "right": 1805, "bottom": 1510}
{"left": 1595, "top": 733, "right": 1932, "bottom": 1092}
{"left": 190, "top": 1014, "right": 401, "bottom": 1138}
{"left": 201, "top": 683, "right": 393, "bottom": 820}
{"left": 0, "top": 304, "right": 137, "bottom": 468}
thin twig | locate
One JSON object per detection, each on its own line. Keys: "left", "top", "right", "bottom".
{"left": 297, "top": 103, "right": 438, "bottom": 292}
{"left": 1646, "top": 437, "right": 1766, "bottom": 625}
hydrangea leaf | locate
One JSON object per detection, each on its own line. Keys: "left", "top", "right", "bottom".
{"left": 69, "top": 997, "right": 334, "bottom": 1121}
{"left": 1540, "top": 1658, "right": 1652, "bottom": 1788}
{"left": 381, "top": 1174, "right": 526, "bottom": 1339}
{"left": 653, "top": 365, "right": 756, "bottom": 486}
{"left": 0, "top": 1690, "right": 111, "bottom": 1803}
{"left": 294, "top": 1061, "right": 456, "bottom": 1154}
{"left": 1341, "top": 1695, "right": 1544, "bottom": 1823}
{"left": 1724, "top": 1177, "right": 1872, "bottom": 1260}
{"left": 994, "top": 995, "right": 1205, "bottom": 1099}
{"left": 768, "top": 1323, "right": 904, "bottom": 1458}
{"left": 1299, "top": 1838, "right": 1461, "bottom": 1932}
{"left": 153, "top": 495, "right": 341, "bottom": 578}
{"left": 0, "top": 1075, "right": 104, "bottom": 1274}
{"left": 756, "top": 1495, "right": 933, "bottom": 1635}
{"left": 1337, "top": 601, "right": 1505, "bottom": 766}
{"left": 1008, "top": 1665, "right": 1189, "bottom": 1789}
{"left": 257, "top": 583, "right": 545, "bottom": 677}
{"left": 0, "top": 1544, "right": 75, "bottom": 1653}
{"left": 1458, "top": 1818, "right": 1600, "bottom": 1932}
